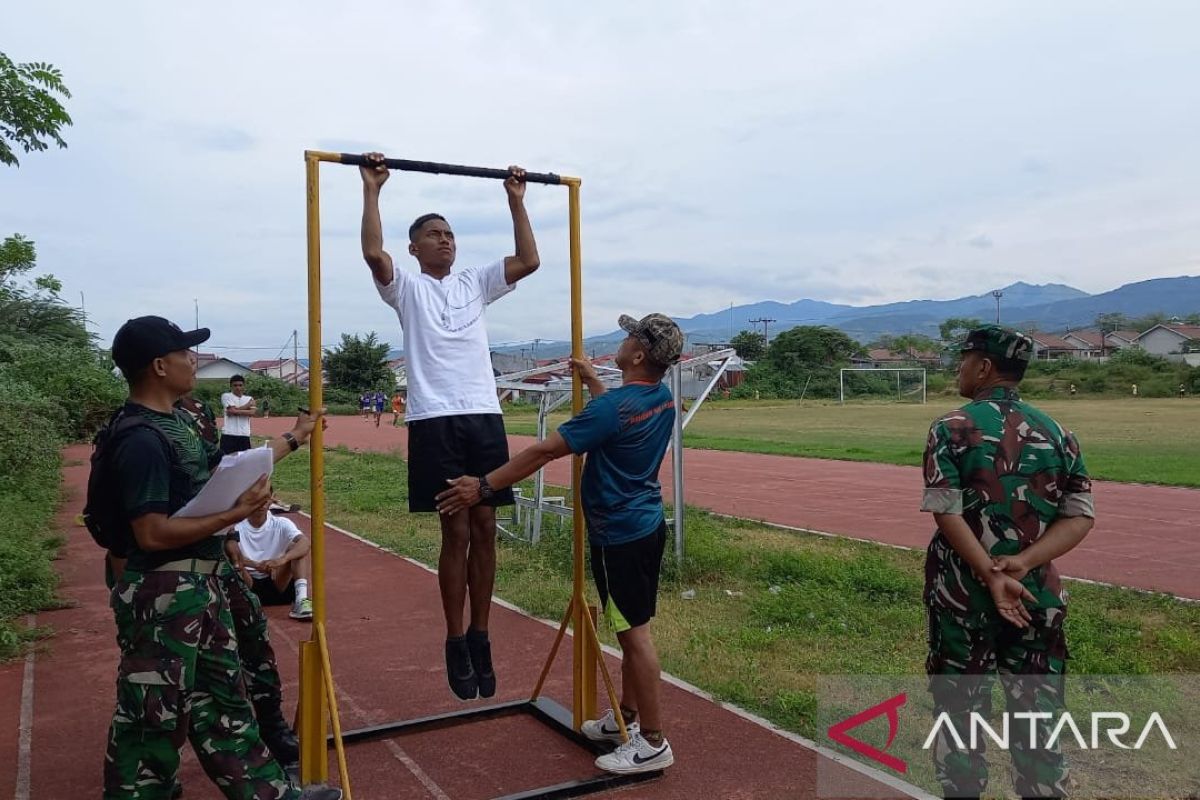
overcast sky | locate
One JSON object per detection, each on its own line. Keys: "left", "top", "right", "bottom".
{"left": 4, "top": 2, "right": 1199, "bottom": 362}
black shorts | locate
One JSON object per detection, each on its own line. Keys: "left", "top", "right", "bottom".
{"left": 251, "top": 576, "right": 295, "bottom": 606}
{"left": 591, "top": 522, "right": 668, "bottom": 633}
{"left": 220, "top": 434, "right": 252, "bottom": 455}
{"left": 406, "top": 414, "right": 516, "bottom": 512}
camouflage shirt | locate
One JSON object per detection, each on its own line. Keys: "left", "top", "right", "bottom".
{"left": 921, "top": 386, "right": 1094, "bottom": 613}
{"left": 112, "top": 402, "right": 225, "bottom": 571}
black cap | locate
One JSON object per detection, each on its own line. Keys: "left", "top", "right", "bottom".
{"left": 111, "top": 316, "right": 210, "bottom": 376}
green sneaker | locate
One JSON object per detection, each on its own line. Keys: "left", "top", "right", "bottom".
{"left": 289, "top": 597, "right": 313, "bottom": 620}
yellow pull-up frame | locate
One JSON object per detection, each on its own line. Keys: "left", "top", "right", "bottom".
{"left": 300, "top": 151, "right": 653, "bottom": 799}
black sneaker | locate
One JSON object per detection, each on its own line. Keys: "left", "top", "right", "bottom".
{"left": 445, "top": 637, "right": 478, "bottom": 700}
{"left": 466, "top": 628, "right": 496, "bottom": 699}
{"left": 260, "top": 717, "right": 300, "bottom": 769}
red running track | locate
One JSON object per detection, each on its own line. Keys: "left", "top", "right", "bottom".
{"left": 0, "top": 445, "right": 915, "bottom": 799}
{"left": 254, "top": 416, "right": 1200, "bottom": 600}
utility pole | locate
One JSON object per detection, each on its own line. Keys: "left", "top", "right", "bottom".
{"left": 79, "top": 292, "right": 86, "bottom": 330}
{"left": 729, "top": 301, "right": 734, "bottom": 341}
{"left": 292, "top": 330, "right": 299, "bottom": 383}
{"left": 194, "top": 299, "right": 200, "bottom": 353}
{"left": 748, "top": 317, "right": 775, "bottom": 341}
{"left": 991, "top": 290, "right": 1003, "bottom": 324}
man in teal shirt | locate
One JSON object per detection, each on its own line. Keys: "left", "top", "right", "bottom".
{"left": 436, "top": 312, "right": 683, "bottom": 776}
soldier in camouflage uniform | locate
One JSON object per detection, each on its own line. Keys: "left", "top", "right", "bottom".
{"left": 921, "top": 325, "right": 1095, "bottom": 800}
{"left": 176, "top": 394, "right": 300, "bottom": 767}
{"left": 104, "top": 316, "right": 338, "bottom": 800}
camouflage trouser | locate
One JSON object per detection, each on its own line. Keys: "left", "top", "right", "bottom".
{"left": 220, "top": 571, "right": 284, "bottom": 716}
{"left": 926, "top": 604, "right": 1069, "bottom": 799}
{"left": 104, "top": 569, "right": 298, "bottom": 800}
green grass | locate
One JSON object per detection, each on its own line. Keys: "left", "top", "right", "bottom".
{"left": 273, "top": 447, "right": 1200, "bottom": 757}
{"left": 505, "top": 398, "right": 1200, "bottom": 486}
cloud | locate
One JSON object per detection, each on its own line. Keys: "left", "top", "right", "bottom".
{"left": 172, "top": 124, "right": 257, "bottom": 152}
{"left": 3, "top": 1, "right": 1199, "bottom": 353}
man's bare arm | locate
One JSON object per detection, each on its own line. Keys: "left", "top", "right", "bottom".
{"left": 502, "top": 166, "right": 540, "bottom": 284}
{"left": 360, "top": 152, "right": 395, "bottom": 286}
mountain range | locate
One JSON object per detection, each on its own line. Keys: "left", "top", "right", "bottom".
{"left": 388, "top": 275, "right": 1200, "bottom": 360}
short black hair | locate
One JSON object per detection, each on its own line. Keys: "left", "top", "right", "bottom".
{"left": 409, "top": 213, "right": 447, "bottom": 242}
{"left": 991, "top": 357, "right": 1028, "bottom": 382}
{"left": 230, "top": 374, "right": 245, "bottom": 385}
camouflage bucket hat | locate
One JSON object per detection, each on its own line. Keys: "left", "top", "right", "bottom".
{"left": 618, "top": 312, "right": 684, "bottom": 367}
{"left": 959, "top": 324, "right": 1033, "bottom": 363}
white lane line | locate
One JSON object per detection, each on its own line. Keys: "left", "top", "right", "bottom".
{"left": 270, "top": 620, "right": 450, "bottom": 800}
{"left": 15, "top": 614, "right": 36, "bottom": 800}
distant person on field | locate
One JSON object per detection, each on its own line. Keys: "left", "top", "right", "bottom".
{"left": 373, "top": 389, "right": 387, "bottom": 427}
{"left": 221, "top": 374, "right": 255, "bottom": 454}
{"left": 1068, "top": 382, "right": 1077, "bottom": 397}
{"left": 359, "top": 150, "right": 540, "bottom": 701}
{"left": 229, "top": 494, "right": 314, "bottom": 621}
{"left": 437, "top": 312, "right": 683, "bottom": 776}
{"left": 360, "top": 392, "right": 371, "bottom": 420}
{"left": 921, "top": 325, "right": 1094, "bottom": 799}
{"left": 261, "top": 397, "right": 271, "bottom": 418}
{"left": 1181, "top": 383, "right": 1188, "bottom": 398}
{"left": 1131, "top": 383, "right": 1138, "bottom": 397}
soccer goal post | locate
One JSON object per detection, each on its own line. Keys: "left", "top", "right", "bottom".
{"left": 839, "top": 367, "right": 927, "bottom": 404}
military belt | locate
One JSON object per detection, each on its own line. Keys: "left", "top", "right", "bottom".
{"left": 147, "top": 558, "right": 223, "bottom": 575}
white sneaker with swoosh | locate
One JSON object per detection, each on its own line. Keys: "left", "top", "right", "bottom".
{"left": 581, "top": 709, "right": 639, "bottom": 744}
{"left": 594, "top": 733, "right": 673, "bottom": 774}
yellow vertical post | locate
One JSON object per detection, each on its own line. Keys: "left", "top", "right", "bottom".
{"left": 300, "top": 151, "right": 329, "bottom": 784}
{"left": 564, "top": 179, "right": 596, "bottom": 728}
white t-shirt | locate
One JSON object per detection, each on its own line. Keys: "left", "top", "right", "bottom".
{"left": 221, "top": 392, "right": 254, "bottom": 437}
{"left": 375, "top": 260, "right": 514, "bottom": 421}
{"left": 235, "top": 514, "right": 303, "bottom": 578}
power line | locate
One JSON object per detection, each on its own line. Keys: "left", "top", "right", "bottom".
{"left": 748, "top": 317, "right": 776, "bottom": 339}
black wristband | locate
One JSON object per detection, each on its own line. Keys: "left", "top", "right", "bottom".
{"left": 282, "top": 431, "right": 300, "bottom": 451}
{"left": 478, "top": 475, "right": 495, "bottom": 501}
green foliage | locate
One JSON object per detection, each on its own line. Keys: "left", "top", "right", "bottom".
{"left": 0, "top": 337, "right": 124, "bottom": 438}
{"left": 0, "top": 52, "right": 72, "bottom": 168}
{"left": 938, "top": 317, "right": 983, "bottom": 346}
{"left": 765, "top": 326, "right": 860, "bottom": 373}
{"left": 731, "top": 326, "right": 860, "bottom": 399}
{"left": 729, "top": 329, "right": 766, "bottom": 360}
{"left": 0, "top": 232, "right": 117, "bottom": 659}
{"left": 323, "top": 332, "right": 395, "bottom": 393}
{"left": 867, "top": 333, "right": 942, "bottom": 355}
{"left": 0, "top": 234, "right": 89, "bottom": 348}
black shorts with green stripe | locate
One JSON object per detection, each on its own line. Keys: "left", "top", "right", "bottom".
{"left": 590, "top": 521, "right": 667, "bottom": 633}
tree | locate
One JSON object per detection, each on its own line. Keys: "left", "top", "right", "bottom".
{"left": 323, "top": 332, "right": 394, "bottom": 392}
{"left": 0, "top": 234, "right": 88, "bottom": 347}
{"left": 0, "top": 52, "right": 72, "bottom": 167}
{"left": 729, "top": 329, "right": 766, "bottom": 360}
{"left": 765, "top": 326, "right": 860, "bottom": 377}
{"left": 938, "top": 317, "right": 983, "bottom": 345}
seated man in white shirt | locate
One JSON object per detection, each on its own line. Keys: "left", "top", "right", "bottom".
{"left": 228, "top": 499, "right": 313, "bottom": 621}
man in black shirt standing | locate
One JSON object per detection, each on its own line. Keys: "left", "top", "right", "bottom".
{"left": 103, "top": 316, "right": 338, "bottom": 800}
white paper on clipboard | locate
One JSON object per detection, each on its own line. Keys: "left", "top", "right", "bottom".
{"left": 172, "top": 446, "right": 273, "bottom": 519}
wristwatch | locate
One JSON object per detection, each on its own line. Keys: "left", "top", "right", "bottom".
{"left": 478, "top": 475, "right": 495, "bottom": 501}
{"left": 281, "top": 431, "right": 299, "bottom": 451}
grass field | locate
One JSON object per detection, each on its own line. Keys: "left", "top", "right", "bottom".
{"left": 505, "top": 397, "right": 1200, "bottom": 487}
{"left": 272, "top": 447, "right": 1200, "bottom": 796}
